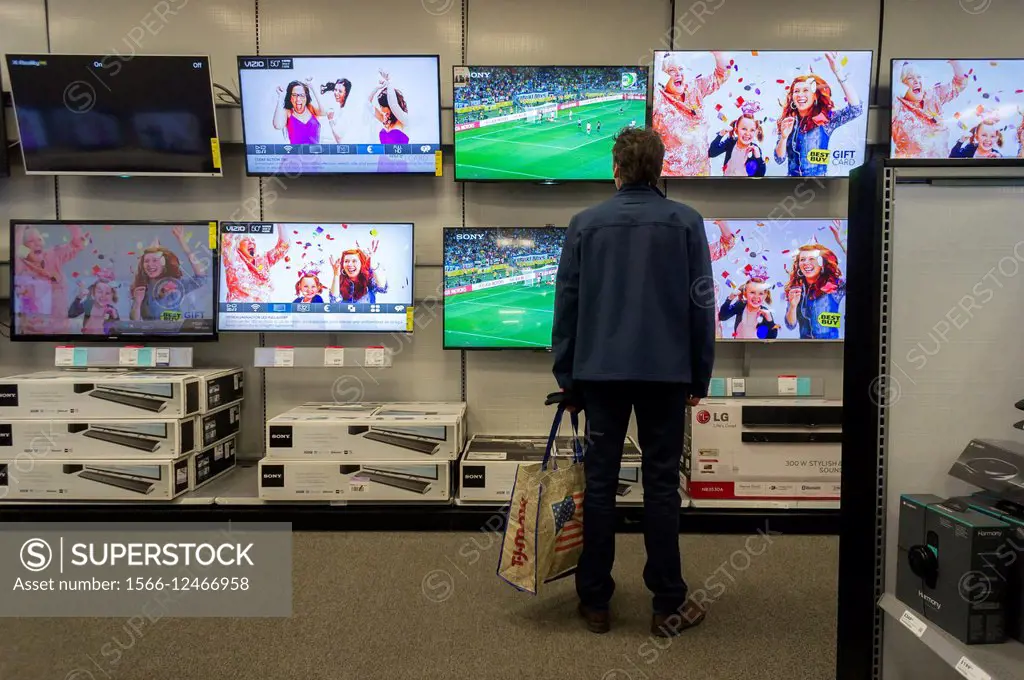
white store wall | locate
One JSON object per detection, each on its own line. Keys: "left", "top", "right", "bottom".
{"left": 0, "top": 0, "right": 1022, "bottom": 454}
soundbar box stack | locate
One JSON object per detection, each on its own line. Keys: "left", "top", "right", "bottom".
{"left": 260, "top": 402, "right": 466, "bottom": 502}
{"left": 0, "top": 368, "right": 243, "bottom": 503}
{"left": 683, "top": 398, "right": 843, "bottom": 503}
{"left": 457, "top": 434, "right": 646, "bottom": 506}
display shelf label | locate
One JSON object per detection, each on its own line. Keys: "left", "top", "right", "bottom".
{"left": 435, "top": 151, "right": 443, "bottom": 176}
{"left": 365, "top": 347, "right": 386, "bottom": 367}
{"left": 898, "top": 609, "right": 927, "bottom": 637}
{"left": 273, "top": 347, "right": 295, "bottom": 367}
{"left": 708, "top": 377, "right": 727, "bottom": 397}
{"left": 155, "top": 348, "right": 171, "bottom": 366}
{"left": 118, "top": 346, "right": 150, "bottom": 366}
{"left": 731, "top": 377, "right": 746, "bottom": 396}
{"left": 778, "top": 376, "right": 798, "bottom": 396}
{"left": 55, "top": 346, "right": 75, "bottom": 367}
{"left": 955, "top": 657, "right": 991, "bottom": 680}
{"left": 324, "top": 347, "right": 346, "bottom": 367}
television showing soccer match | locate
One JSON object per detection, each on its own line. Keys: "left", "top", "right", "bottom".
{"left": 890, "top": 59, "right": 1024, "bottom": 160}
{"left": 453, "top": 66, "right": 649, "bottom": 181}
{"left": 652, "top": 51, "right": 872, "bottom": 178}
{"left": 218, "top": 222, "right": 414, "bottom": 333}
{"left": 10, "top": 221, "right": 217, "bottom": 341}
{"left": 443, "top": 227, "right": 565, "bottom": 348}
{"left": 5, "top": 55, "right": 221, "bottom": 176}
{"left": 237, "top": 55, "right": 442, "bottom": 175}
{"left": 707, "top": 218, "right": 847, "bottom": 341}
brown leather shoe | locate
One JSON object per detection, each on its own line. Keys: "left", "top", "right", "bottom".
{"left": 651, "top": 597, "right": 706, "bottom": 637}
{"left": 578, "top": 603, "right": 611, "bottom": 634}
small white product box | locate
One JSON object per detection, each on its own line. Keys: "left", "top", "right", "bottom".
{"left": 683, "top": 398, "right": 843, "bottom": 501}
{"left": 0, "top": 417, "right": 198, "bottom": 459}
{"left": 184, "top": 368, "right": 244, "bottom": 413}
{"left": 199, "top": 401, "right": 242, "bottom": 449}
{"left": 258, "top": 458, "right": 451, "bottom": 502}
{"left": 191, "top": 436, "right": 237, "bottom": 490}
{"left": 457, "top": 434, "right": 644, "bottom": 505}
{"left": 266, "top": 402, "right": 466, "bottom": 461}
{"left": 0, "top": 370, "right": 202, "bottom": 419}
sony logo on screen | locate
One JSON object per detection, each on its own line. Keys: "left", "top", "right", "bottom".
{"left": 242, "top": 59, "right": 266, "bottom": 69}
{"left": 471, "top": 72, "right": 491, "bottom": 78}
{"left": 455, "top": 234, "right": 484, "bottom": 241}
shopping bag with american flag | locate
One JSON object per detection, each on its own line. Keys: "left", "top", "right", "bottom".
{"left": 497, "top": 404, "right": 585, "bottom": 594}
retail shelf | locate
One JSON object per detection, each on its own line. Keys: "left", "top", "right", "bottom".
{"left": 879, "top": 593, "right": 1024, "bottom": 680}
{"left": 253, "top": 346, "right": 393, "bottom": 368}
{"left": 688, "top": 498, "right": 840, "bottom": 510}
{"left": 706, "top": 376, "right": 825, "bottom": 398}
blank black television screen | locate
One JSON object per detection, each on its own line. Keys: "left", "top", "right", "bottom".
{"left": 0, "top": 69, "right": 9, "bottom": 177}
{"left": 5, "top": 54, "right": 221, "bottom": 176}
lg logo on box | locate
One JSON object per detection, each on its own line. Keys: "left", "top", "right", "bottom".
{"left": 696, "top": 410, "right": 729, "bottom": 425}
{"left": 455, "top": 234, "right": 484, "bottom": 241}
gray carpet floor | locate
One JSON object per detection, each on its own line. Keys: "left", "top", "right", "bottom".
{"left": 0, "top": 532, "right": 838, "bottom": 680}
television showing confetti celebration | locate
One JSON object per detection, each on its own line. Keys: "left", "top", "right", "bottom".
{"left": 707, "top": 218, "right": 847, "bottom": 341}
{"left": 443, "top": 227, "right": 565, "bottom": 348}
{"left": 652, "top": 51, "right": 872, "bottom": 178}
{"left": 218, "top": 222, "right": 414, "bottom": 333}
{"left": 11, "top": 221, "right": 217, "bottom": 340}
{"left": 453, "top": 66, "right": 649, "bottom": 181}
{"left": 237, "top": 55, "right": 442, "bottom": 175}
{"left": 890, "top": 59, "right": 1024, "bottom": 160}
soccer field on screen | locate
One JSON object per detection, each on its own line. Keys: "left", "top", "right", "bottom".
{"left": 444, "top": 283, "right": 556, "bottom": 348}
{"left": 454, "top": 100, "right": 648, "bottom": 181}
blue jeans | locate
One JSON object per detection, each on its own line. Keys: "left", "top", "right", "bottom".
{"left": 576, "top": 381, "right": 689, "bottom": 614}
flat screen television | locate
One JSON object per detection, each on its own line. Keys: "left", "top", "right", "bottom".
{"left": 652, "top": 50, "right": 872, "bottom": 178}
{"left": 237, "top": 55, "right": 441, "bottom": 176}
{"left": 890, "top": 58, "right": 1024, "bottom": 161}
{"left": 443, "top": 226, "right": 564, "bottom": 349}
{"left": 453, "top": 65, "right": 649, "bottom": 181}
{"left": 10, "top": 220, "right": 218, "bottom": 341}
{"left": 5, "top": 55, "right": 221, "bottom": 177}
{"left": 708, "top": 218, "right": 847, "bottom": 341}
{"left": 217, "top": 222, "right": 414, "bottom": 332}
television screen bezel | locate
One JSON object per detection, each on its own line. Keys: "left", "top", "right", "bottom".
{"left": 0, "top": 69, "right": 9, "bottom": 178}
{"left": 653, "top": 49, "right": 875, "bottom": 181}
{"left": 9, "top": 219, "right": 220, "bottom": 343}
{"left": 452, "top": 64, "right": 652, "bottom": 183}
{"left": 236, "top": 54, "right": 443, "bottom": 178}
{"left": 706, "top": 216, "right": 847, "bottom": 343}
{"left": 442, "top": 225, "right": 566, "bottom": 350}
{"left": 216, "top": 220, "right": 417, "bottom": 334}
{"left": 886, "top": 56, "right": 1024, "bottom": 168}
{"left": 5, "top": 53, "right": 223, "bottom": 178}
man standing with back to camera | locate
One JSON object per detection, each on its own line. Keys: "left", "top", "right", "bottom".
{"left": 552, "top": 126, "right": 715, "bottom": 636}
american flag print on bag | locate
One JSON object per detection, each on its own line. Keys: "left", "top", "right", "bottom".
{"left": 553, "top": 491, "right": 584, "bottom": 553}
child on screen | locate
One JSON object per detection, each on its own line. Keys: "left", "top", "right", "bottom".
{"left": 718, "top": 269, "right": 779, "bottom": 340}
{"left": 708, "top": 102, "right": 767, "bottom": 177}
{"left": 69, "top": 276, "right": 121, "bottom": 336}
{"left": 294, "top": 272, "right": 327, "bottom": 304}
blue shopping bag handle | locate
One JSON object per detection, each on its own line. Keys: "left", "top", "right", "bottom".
{"left": 542, "top": 404, "right": 583, "bottom": 471}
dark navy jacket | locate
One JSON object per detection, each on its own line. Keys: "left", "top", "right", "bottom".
{"left": 551, "top": 184, "right": 715, "bottom": 397}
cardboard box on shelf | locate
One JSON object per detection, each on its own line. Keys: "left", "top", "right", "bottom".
{"left": 258, "top": 458, "right": 451, "bottom": 503}
{"left": 265, "top": 402, "right": 466, "bottom": 462}
{"left": 0, "top": 416, "right": 197, "bottom": 459}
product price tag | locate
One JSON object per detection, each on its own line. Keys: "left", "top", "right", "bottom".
{"left": 730, "top": 377, "right": 746, "bottom": 397}
{"left": 898, "top": 609, "right": 927, "bottom": 637}
{"left": 365, "top": 347, "right": 386, "bottom": 367}
{"left": 136, "top": 348, "right": 156, "bottom": 367}
{"left": 273, "top": 347, "right": 294, "bottom": 367}
{"left": 324, "top": 347, "right": 346, "bottom": 367}
{"left": 778, "top": 376, "right": 798, "bottom": 396}
{"left": 55, "top": 346, "right": 75, "bottom": 367}
{"left": 955, "top": 657, "right": 991, "bottom": 680}
{"left": 119, "top": 346, "right": 143, "bottom": 366}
